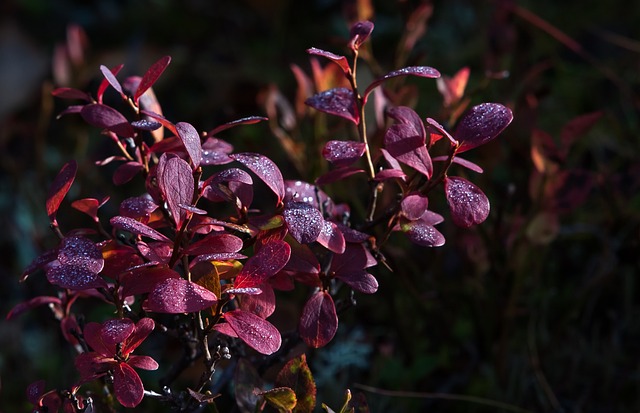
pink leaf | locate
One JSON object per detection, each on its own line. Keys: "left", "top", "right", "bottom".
{"left": 403, "top": 221, "right": 445, "bottom": 247}
{"left": 231, "top": 153, "right": 285, "bottom": 203}
{"left": 134, "top": 56, "right": 171, "bottom": 103}
{"left": 113, "top": 362, "right": 144, "bottom": 408}
{"left": 444, "top": 176, "right": 490, "bottom": 227}
{"left": 110, "top": 216, "right": 171, "bottom": 242}
{"left": 305, "top": 88, "right": 359, "bottom": 124}
{"left": 401, "top": 192, "right": 429, "bottom": 220}
{"left": 224, "top": 309, "right": 282, "bottom": 355}
{"left": 364, "top": 66, "right": 440, "bottom": 101}
{"left": 322, "top": 140, "right": 366, "bottom": 167}
{"left": 46, "top": 160, "right": 77, "bottom": 222}
{"left": 299, "top": 291, "right": 337, "bottom": 348}
{"left": 145, "top": 278, "right": 218, "bottom": 313}
{"left": 307, "top": 48, "right": 350, "bottom": 74}
{"left": 99, "top": 64, "right": 125, "bottom": 100}
{"left": 81, "top": 103, "right": 135, "bottom": 137}
{"left": 283, "top": 202, "right": 324, "bottom": 244}
{"left": 316, "top": 221, "right": 346, "bottom": 254}
{"left": 234, "top": 240, "right": 291, "bottom": 289}
{"left": 159, "top": 156, "right": 194, "bottom": 227}
{"left": 175, "top": 121, "right": 203, "bottom": 168}
{"left": 454, "top": 103, "right": 513, "bottom": 153}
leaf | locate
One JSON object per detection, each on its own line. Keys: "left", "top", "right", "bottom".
{"left": 185, "top": 233, "right": 244, "bottom": 255}
{"left": 100, "top": 319, "right": 135, "bottom": 346}
{"left": 175, "top": 121, "right": 203, "bottom": 168}
{"left": 110, "top": 216, "right": 171, "bottom": 242}
{"left": 145, "top": 278, "right": 218, "bottom": 314}
{"left": 234, "top": 358, "right": 263, "bottom": 413}
{"left": 208, "top": 116, "right": 268, "bottom": 136}
{"left": 234, "top": 240, "right": 291, "bottom": 289}
{"left": 349, "top": 20, "right": 375, "bottom": 51}
{"left": 58, "top": 236, "right": 104, "bottom": 273}
{"left": 120, "top": 266, "right": 181, "bottom": 297}
{"left": 305, "top": 88, "right": 359, "bottom": 124}
{"left": 454, "top": 103, "right": 513, "bottom": 153}
{"left": 124, "top": 318, "right": 156, "bottom": 354}
{"left": 113, "top": 362, "right": 144, "bottom": 408}
{"left": 307, "top": 48, "right": 350, "bottom": 75}
{"left": 275, "top": 354, "right": 317, "bottom": 413}
{"left": 299, "top": 291, "right": 338, "bottom": 348}
{"left": 336, "top": 270, "right": 378, "bottom": 294}
{"left": 436, "top": 66, "right": 470, "bottom": 107}
{"left": 316, "top": 221, "right": 346, "bottom": 254}
{"left": 239, "top": 283, "right": 276, "bottom": 318}
{"left": 81, "top": 104, "right": 135, "bottom": 137}
{"left": 6, "top": 296, "right": 62, "bottom": 320}
{"left": 444, "top": 176, "right": 490, "bottom": 227}
{"left": 119, "top": 195, "right": 158, "bottom": 221}
{"left": 224, "top": 309, "right": 282, "bottom": 355}
{"left": 71, "top": 197, "right": 107, "bottom": 222}
{"left": 401, "top": 193, "right": 429, "bottom": 220}
{"left": 99, "top": 64, "right": 125, "bottom": 100}
{"left": 113, "top": 161, "right": 144, "bottom": 185}
{"left": 283, "top": 202, "right": 324, "bottom": 244}
{"left": 159, "top": 156, "right": 194, "bottom": 227}
{"left": 47, "top": 264, "right": 107, "bottom": 290}
{"left": 364, "top": 66, "right": 440, "bottom": 101}
{"left": 322, "top": 141, "right": 366, "bottom": 167}
{"left": 432, "top": 155, "right": 484, "bottom": 173}
{"left": 201, "top": 137, "right": 234, "bottom": 165}
{"left": 384, "top": 107, "right": 432, "bottom": 178}
{"left": 232, "top": 153, "right": 285, "bottom": 203}
{"left": 315, "top": 166, "right": 365, "bottom": 186}
{"left": 131, "top": 119, "right": 161, "bottom": 131}
{"left": 134, "top": 56, "right": 171, "bottom": 103}
{"left": 560, "top": 111, "right": 602, "bottom": 155}
{"left": 46, "top": 160, "right": 77, "bottom": 222}
{"left": 261, "top": 387, "right": 297, "bottom": 413}
{"left": 51, "top": 87, "right": 92, "bottom": 101}
{"left": 402, "top": 221, "right": 445, "bottom": 247}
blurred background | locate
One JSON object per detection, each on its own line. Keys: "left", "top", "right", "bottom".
{"left": 1, "top": 0, "right": 639, "bottom": 411}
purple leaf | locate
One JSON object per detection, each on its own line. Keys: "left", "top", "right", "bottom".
{"left": 322, "top": 140, "right": 366, "bottom": 167}
{"left": 239, "top": 283, "right": 276, "bottom": 318}
{"left": 46, "top": 160, "right": 77, "bottom": 222}
{"left": 403, "top": 221, "right": 445, "bottom": 247}
{"left": 145, "top": 278, "right": 218, "bottom": 313}
{"left": 120, "top": 266, "right": 181, "bottom": 297}
{"left": 305, "top": 88, "right": 359, "bottom": 124}
{"left": 201, "top": 137, "right": 234, "bottom": 165}
{"left": 58, "top": 236, "right": 104, "bottom": 273}
{"left": 208, "top": 116, "right": 268, "bottom": 136}
{"left": 101, "top": 318, "right": 134, "bottom": 345}
{"left": 364, "top": 66, "right": 440, "bottom": 101}
{"left": 21, "top": 249, "right": 58, "bottom": 281}
{"left": 110, "top": 216, "right": 171, "bottom": 242}
{"left": 47, "top": 264, "right": 107, "bottom": 290}
{"left": 99, "top": 64, "right": 125, "bottom": 99}
{"left": 134, "top": 56, "right": 171, "bottom": 103}
{"left": 185, "top": 233, "right": 244, "bottom": 255}
{"left": 315, "top": 166, "right": 365, "bottom": 186}
{"left": 454, "top": 103, "right": 513, "bottom": 153}
{"left": 231, "top": 153, "right": 285, "bottom": 203}
{"left": 283, "top": 202, "right": 324, "bottom": 244}
{"left": 113, "top": 161, "right": 144, "bottom": 185}
{"left": 299, "top": 291, "right": 338, "bottom": 348}
{"left": 284, "top": 180, "right": 335, "bottom": 214}
{"left": 349, "top": 20, "right": 374, "bottom": 51}
{"left": 119, "top": 195, "right": 158, "bottom": 221}
{"left": 234, "top": 240, "right": 291, "bottom": 289}
{"left": 7, "top": 296, "right": 62, "bottom": 320}
{"left": 224, "top": 309, "right": 281, "bottom": 355}
{"left": 316, "top": 221, "right": 346, "bottom": 254}
{"left": 52, "top": 87, "right": 92, "bottom": 101}
{"left": 159, "top": 156, "right": 194, "bottom": 227}
{"left": 374, "top": 169, "right": 406, "bottom": 181}
{"left": 81, "top": 104, "right": 135, "bottom": 138}
{"left": 444, "top": 176, "right": 490, "bottom": 227}
{"left": 307, "top": 48, "right": 350, "bottom": 74}
{"left": 432, "top": 155, "right": 484, "bottom": 173}
{"left": 131, "top": 119, "right": 161, "bottom": 131}
{"left": 384, "top": 107, "right": 432, "bottom": 178}
{"left": 336, "top": 270, "right": 378, "bottom": 294}
{"left": 97, "top": 64, "right": 124, "bottom": 103}
{"left": 175, "top": 122, "right": 202, "bottom": 168}
{"left": 401, "top": 192, "right": 429, "bottom": 220}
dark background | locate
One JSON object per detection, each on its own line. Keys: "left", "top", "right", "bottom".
{"left": 1, "top": 0, "right": 639, "bottom": 411}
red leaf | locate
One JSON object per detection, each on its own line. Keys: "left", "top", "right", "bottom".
{"left": 127, "top": 355, "right": 159, "bottom": 371}
{"left": 120, "top": 266, "right": 181, "bottom": 297}
{"left": 436, "top": 66, "right": 470, "bottom": 107}
{"left": 299, "top": 291, "right": 338, "bottom": 348}
{"left": 7, "top": 296, "right": 61, "bottom": 320}
{"left": 201, "top": 137, "right": 234, "bottom": 165}
{"left": 336, "top": 270, "right": 378, "bottom": 294}
{"left": 364, "top": 66, "right": 440, "bottom": 101}
{"left": 81, "top": 103, "right": 135, "bottom": 137}
{"left": 113, "top": 362, "right": 144, "bottom": 408}
{"left": 159, "top": 156, "right": 194, "bottom": 227}
{"left": 175, "top": 121, "right": 203, "bottom": 168}
{"left": 234, "top": 240, "right": 291, "bottom": 289}
{"left": 444, "top": 176, "right": 490, "bottom": 227}
{"left": 99, "top": 64, "right": 125, "bottom": 100}
{"left": 305, "top": 88, "right": 359, "bottom": 124}
{"left": 110, "top": 216, "right": 171, "bottom": 242}
{"left": 239, "top": 283, "right": 276, "bottom": 318}
{"left": 349, "top": 20, "right": 374, "bottom": 51}
{"left": 317, "top": 221, "right": 346, "bottom": 254}
{"left": 134, "top": 56, "right": 171, "bottom": 103}
{"left": 123, "top": 318, "right": 155, "bottom": 354}
{"left": 560, "top": 111, "right": 602, "bottom": 155}
{"left": 283, "top": 202, "right": 324, "bottom": 244}
{"left": 145, "top": 278, "right": 218, "bottom": 313}
{"left": 208, "top": 116, "right": 268, "bottom": 136}
{"left": 322, "top": 140, "right": 366, "bottom": 167}
{"left": 46, "top": 160, "right": 77, "bottom": 222}
{"left": 454, "top": 103, "right": 513, "bottom": 153}
{"left": 71, "top": 197, "right": 108, "bottom": 221}
{"left": 224, "top": 309, "right": 282, "bottom": 355}
{"left": 185, "top": 233, "right": 244, "bottom": 255}
{"left": 315, "top": 166, "right": 365, "bottom": 186}
{"left": 232, "top": 153, "right": 285, "bottom": 203}
{"left": 307, "top": 47, "right": 350, "bottom": 74}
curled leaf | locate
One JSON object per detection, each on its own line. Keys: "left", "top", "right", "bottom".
{"left": 349, "top": 20, "right": 374, "bottom": 51}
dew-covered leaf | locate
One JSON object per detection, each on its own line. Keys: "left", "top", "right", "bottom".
{"left": 208, "top": 116, "right": 268, "bottom": 136}
{"left": 110, "top": 216, "right": 170, "bottom": 242}
{"left": 131, "top": 119, "right": 161, "bottom": 131}
{"left": 119, "top": 195, "right": 158, "bottom": 221}
{"left": 444, "top": 176, "right": 490, "bottom": 227}
{"left": 47, "top": 264, "right": 107, "bottom": 290}
{"left": 322, "top": 140, "right": 366, "bottom": 167}
{"left": 299, "top": 291, "right": 338, "bottom": 348}
{"left": 364, "top": 66, "right": 440, "bottom": 101}
{"left": 145, "top": 278, "right": 218, "bottom": 313}
{"left": 81, "top": 103, "right": 135, "bottom": 138}
{"left": 454, "top": 103, "right": 513, "bottom": 153}
{"left": 134, "top": 56, "right": 171, "bottom": 103}
{"left": 201, "top": 137, "right": 234, "bottom": 165}
{"left": 349, "top": 20, "right": 374, "bottom": 51}
{"left": 284, "top": 180, "right": 335, "bottom": 214}
{"left": 224, "top": 309, "right": 282, "bottom": 355}
{"left": 305, "top": 88, "right": 359, "bottom": 124}
{"left": 282, "top": 202, "right": 324, "bottom": 245}
{"left": 159, "top": 156, "right": 194, "bottom": 227}
{"left": 100, "top": 318, "right": 134, "bottom": 346}
{"left": 317, "top": 221, "right": 346, "bottom": 254}
{"left": 238, "top": 283, "right": 276, "bottom": 319}
{"left": 234, "top": 240, "right": 291, "bottom": 289}
{"left": 232, "top": 153, "right": 285, "bottom": 203}
{"left": 140, "top": 109, "right": 177, "bottom": 136}
{"left": 185, "top": 233, "right": 244, "bottom": 256}
{"left": 275, "top": 354, "right": 317, "bottom": 413}
{"left": 46, "top": 160, "right": 77, "bottom": 222}
{"left": 175, "top": 122, "right": 202, "bottom": 168}
{"left": 402, "top": 220, "right": 445, "bottom": 247}
{"left": 58, "top": 236, "right": 104, "bottom": 273}
{"left": 307, "top": 47, "right": 350, "bottom": 74}
{"left": 113, "top": 362, "right": 144, "bottom": 408}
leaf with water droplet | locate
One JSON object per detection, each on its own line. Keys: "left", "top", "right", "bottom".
{"left": 283, "top": 202, "right": 324, "bottom": 244}
{"left": 175, "top": 121, "right": 202, "bottom": 168}
{"left": 322, "top": 140, "right": 366, "bottom": 167}
{"left": 234, "top": 240, "right": 291, "bottom": 289}
{"left": 232, "top": 153, "right": 285, "bottom": 204}
{"left": 224, "top": 309, "right": 282, "bottom": 355}
{"left": 145, "top": 278, "right": 218, "bottom": 313}
{"left": 364, "top": 66, "right": 440, "bottom": 101}
{"left": 444, "top": 176, "right": 490, "bottom": 227}
{"left": 159, "top": 156, "right": 194, "bottom": 227}
{"left": 110, "top": 216, "right": 171, "bottom": 242}
{"left": 454, "top": 103, "right": 513, "bottom": 153}
{"left": 402, "top": 220, "right": 445, "bottom": 247}
{"left": 305, "top": 88, "right": 359, "bottom": 124}
{"left": 307, "top": 47, "right": 350, "bottom": 74}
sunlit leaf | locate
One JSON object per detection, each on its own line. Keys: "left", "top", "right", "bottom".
{"left": 316, "top": 221, "right": 345, "bottom": 254}
{"left": 224, "top": 309, "right": 282, "bottom": 355}
{"left": 110, "top": 216, "right": 171, "bottom": 242}
{"left": 307, "top": 48, "right": 350, "bottom": 74}
{"left": 232, "top": 153, "right": 285, "bottom": 203}
{"left": 260, "top": 387, "right": 297, "bottom": 412}
{"left": 234, "top": 240, "right": 291, "bottom": 289}
{"left": 322, "top": 140, "right": 366, "bottom": 167}
{"left": 384, "top": 107, "right": 432, "bottom": 178}
{"left": 175, "top": 121, "right": 203, "bottom": 168}
{"left": 113, "top": 362, "right": 144, "bottom": 408}
{"left": 364, "top": 66, "right": 440, "bottom": 101}
{"left": 46, "top": 160, "right": 77, "bottom": 222}
{"left": 134, "top": 56, "right": 171, "bottom": 103}
{"left": 159, "top": 156, "right": 194, "bottom": 227}
{"left": 402, "top": 220, "right": 445, "bottom": 247}
{"left": 97, "top": 63, "right": 124, "bottom": 103}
